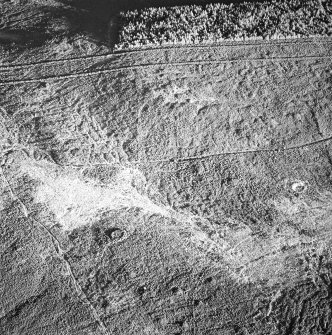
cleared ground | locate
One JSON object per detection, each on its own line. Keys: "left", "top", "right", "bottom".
{"left": 1, "top": 5, "right": 332, "bottom": 334}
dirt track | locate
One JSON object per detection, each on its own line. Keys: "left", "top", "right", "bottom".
{"left": 1, "top": 37, "right": 331, "bottom": 85}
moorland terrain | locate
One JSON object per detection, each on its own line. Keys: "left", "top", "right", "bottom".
{"left": 1, "top": 1, "right": 332, "bottom": 334}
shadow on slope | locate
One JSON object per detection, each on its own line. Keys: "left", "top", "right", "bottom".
{"left": 0, "top": 29, "right": 48, "bottom": 47}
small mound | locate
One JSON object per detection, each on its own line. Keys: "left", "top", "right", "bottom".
{"left": 115, "top": 0, "right": 332, "bottom": 50}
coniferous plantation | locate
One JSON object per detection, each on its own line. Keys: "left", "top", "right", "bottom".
{"left": 117, "top": 0, "right": 331, "bottom": 49}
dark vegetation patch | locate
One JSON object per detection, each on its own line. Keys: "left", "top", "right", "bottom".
{"left": 116, "top": 0, "right": 332, "bottom": 49}
{"left": 3, "top": 0, "right": 323, "bottom": 49}
{"left": 57, "top": 0, "right": 271, "bottom": 45}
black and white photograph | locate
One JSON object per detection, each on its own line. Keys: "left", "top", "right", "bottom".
{"left": 0, "top": 0, "right": 332, "bottom": 334}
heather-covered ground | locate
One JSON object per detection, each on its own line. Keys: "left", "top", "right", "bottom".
{"left": 1, "top": 1, "right": 332, "bottom": 335}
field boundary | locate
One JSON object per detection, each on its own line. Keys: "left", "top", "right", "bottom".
{"left": 0, "top": 36, "right": 331, "bottom": 70}
{"left": 0, "top": 54, "right": 331, "bottom": 86}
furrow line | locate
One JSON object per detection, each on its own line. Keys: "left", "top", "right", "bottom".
{"left": 134, "top": 135, "right": 332, "bottom": 165}
{"left": 0, "top": 53, "right": 117, "bottom": 70}
{"left": 0, "top": 36, "right": 330, "bottom": 70}
{"left": 0, "top": 54, "right": 330, "bottom": 86}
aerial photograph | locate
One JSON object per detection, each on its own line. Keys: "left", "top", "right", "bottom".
{"left": 0, "top": 0, "right": 331, "bottom": 334}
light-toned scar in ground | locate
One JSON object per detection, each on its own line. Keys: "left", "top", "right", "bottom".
{"left": 21, "top": 159, "right": 168, "bottom": 231}
{"left": 18, "top": 159, "right": 332, "bottom": 286}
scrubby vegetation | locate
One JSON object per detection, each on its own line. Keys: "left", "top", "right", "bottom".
{"left": 115, "top": 0, "right": 332, "bottom": 49}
